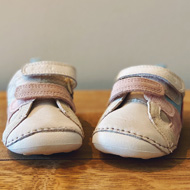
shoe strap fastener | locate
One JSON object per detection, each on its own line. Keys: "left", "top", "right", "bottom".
{"left": 21, "top": 61, "right": 77, "bottom": 89}
{"left": 110, "top": 77, "right": 165, "bottom": 103}
{"left": 117, "top": 65, "right": 185, "bottom": 95}
{"left": 15, "top": 83, "right": 76, "bottom": 112}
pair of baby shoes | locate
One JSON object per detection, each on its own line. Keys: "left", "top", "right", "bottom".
{"left": 2, "top": 61, "right": 185, "bottom": 159}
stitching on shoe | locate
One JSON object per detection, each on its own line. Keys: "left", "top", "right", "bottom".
{"left": 6, "top": 128, "right": 83, "bottom": 147}
{"left": 63, "top": 113, "right": 84, "bottom": 135}
{"left": 93, "top": 127, "right": 177, "bottom": 150}
{"left": 56, "top": 100, "right": 84, "bottom": 134}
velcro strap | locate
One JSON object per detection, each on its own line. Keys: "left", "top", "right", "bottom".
{"left": 15, "top": 83, "right": 76, "bottom": 112}
{"left": 22, "top": 61, "right": 77, "bottom": 88}
{"left": 117, "top": 65, "right": 185, "bottom": 94}
{"left": 110, "top": 77, "right": 165, "bottom": 103}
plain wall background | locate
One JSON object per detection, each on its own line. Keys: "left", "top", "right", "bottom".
{"left": 0, "top": 0, "right": 190, "bottom": 90}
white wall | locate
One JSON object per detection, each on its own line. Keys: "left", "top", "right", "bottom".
{"left": 0, "top": 0, "right": 190, "bottom": 90}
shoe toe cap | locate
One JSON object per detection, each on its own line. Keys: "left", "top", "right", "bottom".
{"left": 93, "top": 102, "right": 170, "bottom": 159}
{"left": 8, "top": 131, "right": 82, "bottom": 155}
{"left": 5, "top": 100, "right": 83, "bottom": 155}
{"left": 93, "top": 132, "right": 165, "bottom": 159}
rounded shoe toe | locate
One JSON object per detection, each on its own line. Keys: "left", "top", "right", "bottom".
{"left": 6, "top": 100, "right": 83, "bottom": 155}
{"left": 93, "top": 132, "right": 165, "bottom": 159}
{"left": 93, "top": 102, "right": 169, "bottom": 159}
{"left": 8, "top": 131, "right": 82, "bottom": 155}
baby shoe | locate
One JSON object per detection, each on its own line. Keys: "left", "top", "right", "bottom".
{"left": 92, "top": 65, "right": 185, "bottom": 159}
{"left": 2, "top": 61, "right": 84, "bottom": 155}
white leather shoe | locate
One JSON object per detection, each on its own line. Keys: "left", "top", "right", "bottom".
{"left": 92, "top": 65, "right": 185, "bottom": 159}
{"left": 3, "top": 61, "right": 84, "bottom": 155}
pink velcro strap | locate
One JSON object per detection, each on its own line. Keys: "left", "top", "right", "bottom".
{"left": 110, "top": 77, "right": 165, "bottom": 103}
{"left": 15, "top": 83, "right": 75, "bottom": 112}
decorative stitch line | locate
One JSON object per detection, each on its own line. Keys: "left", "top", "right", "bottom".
{"left": 7, "top": 128, "right": 83, "bottom": 147}
{"left": 93, "top": 127, "right": 177, "bottom": 150}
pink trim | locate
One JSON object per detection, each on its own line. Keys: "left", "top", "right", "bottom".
{"left": 171, "top": 107, "right": 182, "bottom": 135}
{"left": 145, "top": 94, "right": 182, "bottom": 135}
{"left": 15, "top": 83, "right": 76, "bottom": 112}
{"left": 8, "top": 99, "right": 34, "bottom": 121}
{"left": 110, "top": 77, "right": 165, "bottom": 103}
{"left": 144, "top": 95, "right": 175, "bottom": 117}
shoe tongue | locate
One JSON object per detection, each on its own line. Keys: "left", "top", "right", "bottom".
{"left": 156, "top": 64, "right": 167, "bottom": 68}
{"left": 30, "top": 57, "right": 41, "bottom": 63}
{"left": 32, "top": 99, "right": 57, "bottom": 109}
{"left": 123, "top": 92, "right": 146, "bottom": 105}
